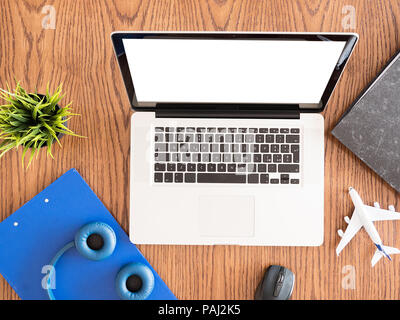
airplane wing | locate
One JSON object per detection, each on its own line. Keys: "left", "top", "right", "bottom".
{"left": 336, "top": 210, "right": 363, "bottom": 256}
{"left": 365, "top": 205, "right": 400, "bottom": 221}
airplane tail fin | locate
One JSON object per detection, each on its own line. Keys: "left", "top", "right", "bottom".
{"left": 371, "top": 245, "right": 400, "bottom": 267}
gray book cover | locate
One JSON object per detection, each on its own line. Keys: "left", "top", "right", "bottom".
{"left": 332, "top": 51, "right": 400, "bottom": 192}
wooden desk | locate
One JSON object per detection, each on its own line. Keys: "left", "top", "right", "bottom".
{"left": 0, "top": 0, "right": 399, "bottom": 300}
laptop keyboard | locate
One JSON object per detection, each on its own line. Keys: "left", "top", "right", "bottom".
{"left": 153, "top": 127, "right": 300, "bottom": 184}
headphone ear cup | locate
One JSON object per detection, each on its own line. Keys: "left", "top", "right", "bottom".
{"left": 75, "top": 222, "right": 116, "bottom": 261}
{"left": 115, "top": 262, "right": 155, "bottom": 300}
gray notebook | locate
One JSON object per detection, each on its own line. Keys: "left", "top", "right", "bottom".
{"left": 332, "top": 50, "right": 400, "bottom": 192}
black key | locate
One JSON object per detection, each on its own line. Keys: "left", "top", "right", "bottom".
{"left": 155, "top": 127, "right": 164, "bottom": 132}
{"left": 197, "top": 173, "right": 246, "bottom": 183}
{"left": 293, "top": 151, "right": 300, "bottom": 163}
{"left": 155, "top": 153, "right": 170, "bottom": 162}
{"left": 200, "top": 144, "right": 209, "bottom": 152}
{"left": 217, "top": 163, "right": 227, "bottom": 172}
{"left": 241, "top": 144, "right": 249, "bottom": 153}
{"left": 176, "top": 134, "right": 184, "bottom": 142}
{"left": 258, "top": 164, "right": 267, "bottom": 172}
{"left": 270, "top": 128, "right": 279, "bottom": 133}
{"left": 155, "top": 143, "right": 168, "bottom": 152}
{"left": 281, "top": 144, "right": 289, "bottom": 153}
{"left": 254, "top": 154, "right": 262, "bottom": 163}
{"left": 171, "top": 153, "right": 180, "bottom": 162}
{"left": 286, "top": 135, "right": 300, "bottom": 143}
{"left": 185, "top": 134, "right": 194, "bottom": 142}
{"left": 247, "top": 164, "right": 256, "bottom": 173}
{"left": 231, "top": 144, "right": 240, "bottom": 153}
{"left": 211, "top": 144, "right": 219, "bottom": 152}
{"left": 182, "top": 153, "right": 191, "bottom": 162}
{"left": 280, "top": 174, "right": 289, "bottom": 184}
{"left": 276, "top": 135, "right": 284, "bottom": 143}
{"left": 202, "top": 153, "right": 211, "bottom": 162}
{"left": 185, "top": 173, "right": 196, "bottom": 183}
{"left": 263, "top": 154, "right": 272, "bottom": 163}
{"left": 174, "top": 173, "right": 183, "bottom": 183}
{"left": 225, "top": 134, "right": 234, "bottom": 143}
{"left": 271, "top": 144, "right": 280, "bottom": 153}
{"left": 197, "top": 127, "right": 206, "bottom": 132}
{"left": 251, "top": 144, "right": 259, "bottom": 153}
{"left": 205, "top": 134, "right": 213, "bottom": 142}
{"left": 280, "top": 128, "right": 289, "bottom": 133}
{"left": 176, "top": 127, "right": 185, "bottom": 132}
{"left": 290, "top": 179, "right": 300, "bottom": 184}
{"left": 170, "top": 143, "right": 178, "bottom": 152}
{"left": 215, "top": 134, "right": 224, "bottom": 142}
{"left": 165, "top": 133, "right": 174, "bottom": 142}
{"left": 261, "top": 144, "right": 269, "bottom": 153}
{"left": 155, "top": 133, "right": 163, "bottom": 142}
{"left": 197, "top": 163, "right": 206, "bottom": 172}
{"left": 265, "top": 135, "right": 274, "bottom": 143}
{"left": 278, "top": 164, "right": 300, "bottom": 173}
{"left": 179, "top": 143, "right": 189, "bottom": 152}
{"left": 196, "top": 134, "right": 203, "bottom": 142}
{"left": 223, "top": 154, "right": 232, "bottom": 162}
{"left": 207, "top": 127, "right": 216, "bottom": 133}
{"left": 207, "top": 163, "right": 216, "bottom": 172}
{"left": 228, "top": 163, "right": 236, "bottom": 172}
{"left": 260, "top": 174, "right": 269, "bottom": 184}
{"left": 177, "top": 163, "right": 186, "bottom": 171}
{"left": 235, "top": 134, "right": 244, "bottom": 143}
{"left": 255, "top": 134, "right": 264, "bottom": 143}
{"left": 245, "top": 134, "right": 254, "bottom": 143}
{"left": 155, "top": 163, "right": 166, "bottom": 171}
{"left": 167, "top": 163, "right": 176, "bottom": 171}
{"left": 165, "top": 127, "right": 174, "bottom": 132}
{"left": 283, "top": 154, "right": 292, "bottom": 163}
{"left": 248, "top": 174, "right": 259, "bottom": 184}
{"left": 273, "top": 154, "right": 282, "bottom": 163}
{"left": 238, "top": 164, "right": 247, "bottom": 173}
{"left": 192, "top": 153, "right": 201, "bottom": 162}
{"left": 233, "top": 154, "right": 242, "bottom": 162}
{"left": 187, "top": 163, "right": 196, "bottom": 171}
{"left": 212, "top": 154, "right": 221, "bottom": 162}
{"left": 228, "top": 128, "right": 237, "bottom": 133}
{"left": 249, "top": 128, "right": 258, "bottom": 133}
{"left": 164, "top": 173, "right": 173, "bottom": 183}
{"left": 238, "top": 128, "right": 247, "bottom": 133}
{"left": 290, "top": 128, "right": 300, "bottom": 133}
{"left": 190, "top": 144, "right": 200, "bottom": 152}
{"left": 259, "top": 128, "right": 268, "bottom": 133}
{"left": 270, "top": 178, "right": 279, "bottom": 184}
{"left": 268, "top": 164, "right": 277, "bottom": 172}
{"left": 186, "top": 127, "right": 195, "bottom": 132}
{"left": 217, "top": 128, "right": 227, "bottom": 133}
{"left": 220, "top": 144, "right": 229, "bottom": 152}
{"left": 154, "top": 173, "right": 163, "bottom": 183}
{"left": 291, "top": 145, "right": 300, "bottom": 153}
{"left": 243, "top": 154, "right": 251, "bottom": 162}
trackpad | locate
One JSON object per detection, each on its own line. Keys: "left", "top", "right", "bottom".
{"left": 198, "top": 195, "right": 255, "bottom": 237}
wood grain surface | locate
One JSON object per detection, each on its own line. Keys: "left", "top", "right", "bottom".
{"left": 0, "top": 0, "right": 399, "bottom": 300}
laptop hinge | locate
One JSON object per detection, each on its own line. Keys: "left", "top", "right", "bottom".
{"left": 155, "top": 104, "right": 300, "bottom": 119}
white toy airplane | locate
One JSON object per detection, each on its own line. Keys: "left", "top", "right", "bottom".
{"left": 336, "top": 187, "right": 400, "bottom": 267}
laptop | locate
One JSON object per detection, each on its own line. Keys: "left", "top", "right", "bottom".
{"left": 111, "top": 32, "right": 358, "bottom": 246}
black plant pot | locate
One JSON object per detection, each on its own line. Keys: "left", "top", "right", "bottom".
{"left": 28, "top": 93, "right": 67, "bottom": 147}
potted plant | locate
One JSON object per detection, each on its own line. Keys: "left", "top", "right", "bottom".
{"left": 0, "top": 81, "right": 84, "bottom": 168}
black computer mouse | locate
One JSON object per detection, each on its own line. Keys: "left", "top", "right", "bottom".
{"left": 254, "top": 265, "right": 295, "bottom": 300}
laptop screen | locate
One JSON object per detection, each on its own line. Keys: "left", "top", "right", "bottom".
{"left": 120, "top": 36, "right": 350, "bottom": 108}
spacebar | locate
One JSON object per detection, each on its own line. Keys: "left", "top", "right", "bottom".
{"left": 197, "top": 173, "right": 246, "bottom": 183}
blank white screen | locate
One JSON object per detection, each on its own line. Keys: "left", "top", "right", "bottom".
{"left": 123, "top": 38, "right": 346, "bottom": 105}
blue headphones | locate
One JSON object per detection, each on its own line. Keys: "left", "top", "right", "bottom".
{"left": 47, "top": 221, "right": 155, "bottom": 300}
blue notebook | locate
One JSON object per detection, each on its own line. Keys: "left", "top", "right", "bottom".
{"left": 0, "top": 169, "right": 176, "bottom": 300}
